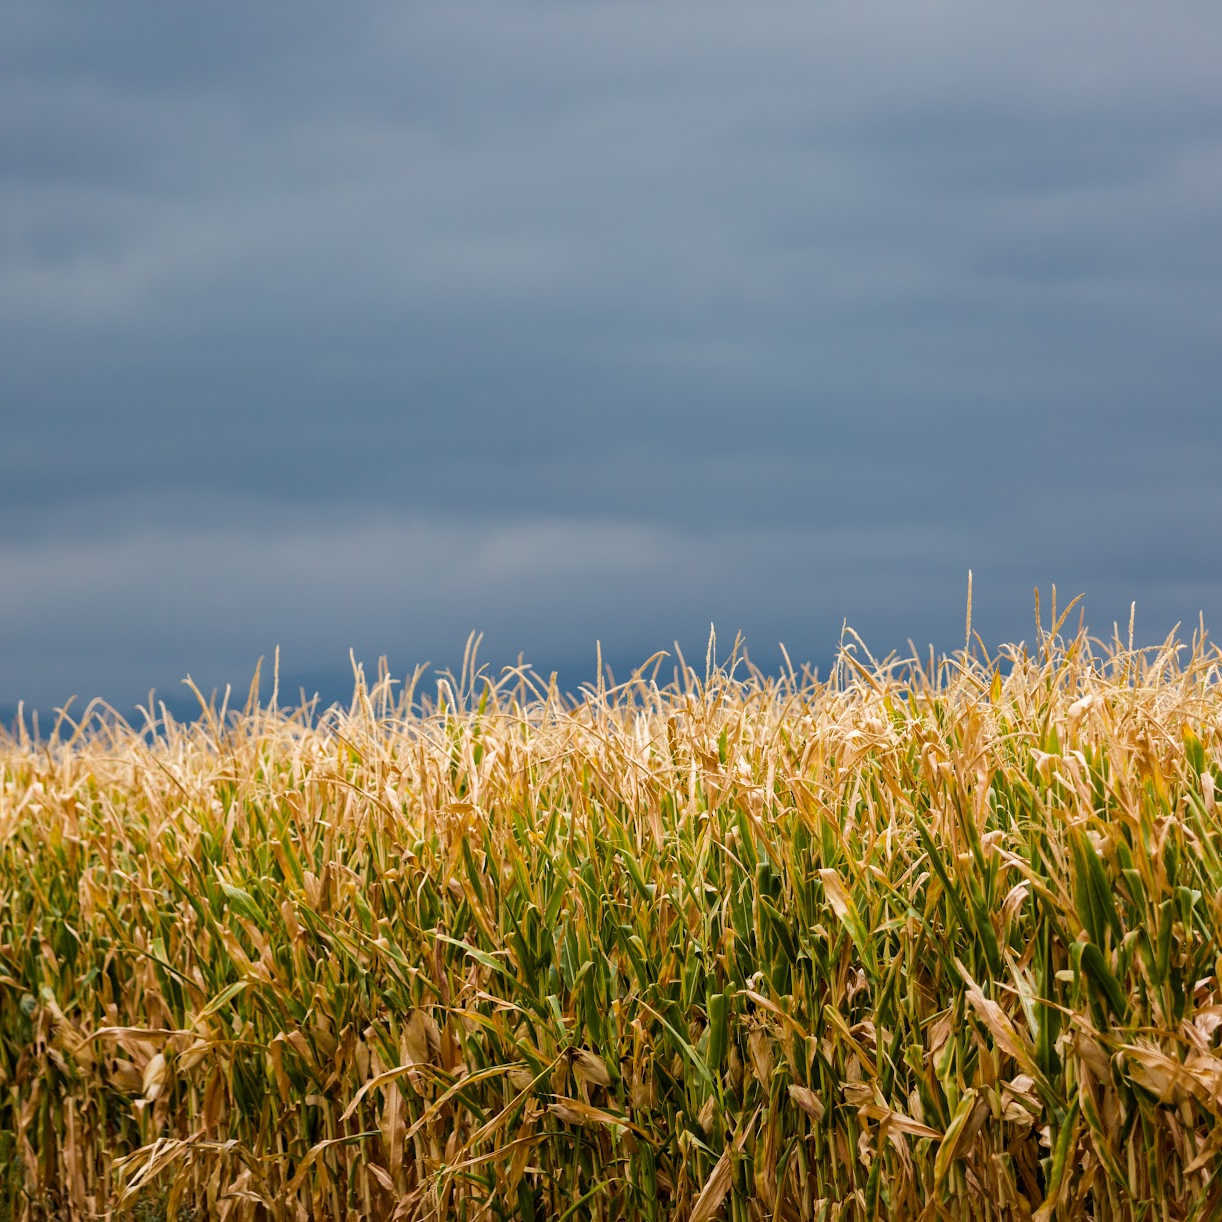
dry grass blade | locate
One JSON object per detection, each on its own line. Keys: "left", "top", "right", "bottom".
{"left": 688, "top": 1108, "right": 759, "bottom": 1222}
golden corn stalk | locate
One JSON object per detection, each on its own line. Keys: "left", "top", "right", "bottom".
{"left": 2, "top": 599, "right": 1222, "bottom": 1219}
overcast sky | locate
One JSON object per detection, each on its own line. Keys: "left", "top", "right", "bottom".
{"left": 4, "top": 1, "right": 1222, "bottom": 720}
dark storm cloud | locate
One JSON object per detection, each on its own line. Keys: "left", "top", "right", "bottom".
{"left": 3, "top": 0, "right": 1222, "bottom": 714}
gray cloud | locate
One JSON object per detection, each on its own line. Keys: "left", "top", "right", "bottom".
{"left": 3, "top": 0, "right": 1221, "bottom": 715}
{"left": 3, "top": 500, "right": 1217, "bottom": 713}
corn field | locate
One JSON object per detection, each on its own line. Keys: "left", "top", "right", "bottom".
{"left": 3, "top": 597, "right": 1222, "bottom": 1219}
